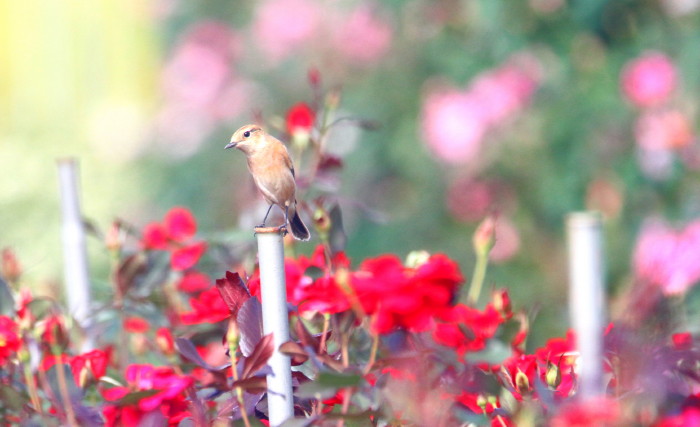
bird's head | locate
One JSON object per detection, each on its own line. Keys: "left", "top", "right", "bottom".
{"left": 225, "top": 124, "right": 264, "bottom": 153}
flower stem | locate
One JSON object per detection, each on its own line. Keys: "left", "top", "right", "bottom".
{"left": 363, "top": 331, "right": 379, "bottom": 375}
{"left": 467, "top": 252, "right": 489, "bottom": 305}
{"left": 319, "top": 313, "right": 330, "bottom": 354}
{"left": 22, "top": 354, "right": 42, "bottom": 415}
{"left": 53, "top": 350, "right": 78, "bottom": 426}
{"left": 228, "top": 328, "right": 250, "bottom": 427}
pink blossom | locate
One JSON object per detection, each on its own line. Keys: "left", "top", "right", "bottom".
{"left": 489, "top": 216, "right": 521, "bottom": 263}
{"left": 633, "top": 219, "right": 700, "bottom": 295}
{"left": 421, "top": 86, "right": 486, "bottom": 163}
{"left": 621, "top": 51, "right": 677, "bottom": 108}
{"left": 162, "top": 21, "right": 237, "bottom": 107}
{"left": 420, "top": 52, "right": 542, "bottom": 165}
{"left": 446, "top": 178, "right": 495, "bottom": 222}
{"left": 634, "top": 109, "right": 693, "bottom": 151}
{"left": 252, "top": 0, "right": 321, "bottom": 63}
{"left": 333, "top": 4, "right": 393, "bottom": 64}
{"left": 470, "top": 61, "right": 539, "bottom": 127}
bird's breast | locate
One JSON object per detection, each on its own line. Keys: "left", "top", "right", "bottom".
{"left": 247, "top": 152, "right": 296, "bottom": 206}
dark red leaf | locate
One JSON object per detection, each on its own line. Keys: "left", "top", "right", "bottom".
{"left": 318, "top": 154, "right": 343, "bottom": 171}
{"left": 238, "top": 297, "right": 263, "bottom": 357}
{"left": 115, "top": 253, "right": 148, "bottom": 297}
{"left": 231, "top": 376, "right": 267, "bottom": 394}
{"left": 216, "top": 271, "right": 251, "bottom": 318}
{"left": 241, "top": 333, "right": 274, "bottom": 379}
{"left": 216, "top": 390, "right": 264, "bottom": 421}
{"left": 175, "top": 337, "right": 231, "bottom": 372}
{"left": 295, "top": 319, "right": 319, "bottom": 349}
{"left": 279, "top": 341, "right": 309, "bottom": 365}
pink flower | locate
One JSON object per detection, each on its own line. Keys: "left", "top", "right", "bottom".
{"left": 252, "top": 0, "right": 321, "bottom": 63}
{"left": 634, "top": 109, "right": 693, "bottom": 151}
{"left": 633, "top": 219, "right": 700, "bottom": 295}
{"left": 470, "top": 60, "right": 539, "bottom": 127}
{"left": 446, "top": 178, "right": 496, "bottom": 222}
{"left": 421, "top": 52, "right": 541, "bottom": 165}
{"left": 333, "top": 4, "right": 393, "bottom": 65}
{"left": 421, "top": 86, "right": 486, "bottom": 164}
{"left": 621, "top": 51, "right": 677, "bottom": 108}
{"left": 162, "top": 21, "right": 237, "bottom": 108}
{"left": 489, "top": 216, "right": 521, "bottom": 263}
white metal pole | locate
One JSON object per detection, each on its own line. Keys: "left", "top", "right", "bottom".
{"left": 57, "top": 159, "right": 92, "bottom": 336}
{"left": 566, "top": 211, "right": 605, "bottom": 400}
{"left": 256, "top": 227, "right": 294, "bottom": 425}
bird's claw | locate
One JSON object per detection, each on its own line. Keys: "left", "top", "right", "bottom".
{"left": 276, "top": 225, "right": 288, "bottom": 236}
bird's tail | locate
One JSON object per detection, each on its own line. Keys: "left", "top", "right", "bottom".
{"left": 289, "top": 205, "right": 310, "bottom": 241}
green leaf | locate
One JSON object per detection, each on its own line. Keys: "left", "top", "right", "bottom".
{"left": 116, "top": 389, "right": 160, "bottom": 406}
{"left": 0, "top": 384, "right": 27, "bottom": 411}
{"left": 295, "top": 372, "right": 362, "bottom": 399}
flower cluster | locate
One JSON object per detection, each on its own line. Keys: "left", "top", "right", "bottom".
{"left": 141, "top": 206, "right": 208, "bottom": 271}
{"left": 421, "top": 51, "right": 542, "bottom": 165}
{"left": 3, "top": 205, "right": 700, "bottom": 426}
{"left": 620, "top": 51, "right": 697, "bottom": 179}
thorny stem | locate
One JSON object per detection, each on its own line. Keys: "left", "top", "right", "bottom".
{"left": 319, "top": 313, "right": 330, "bottom": 354}
{"left": 228, "top": 333, "right": 251, "bottom": 427}
{"left": 496, "top": 415, "right": 508, "bottom": 427}
{"left": 467, "top": 250, "right": 489, "bottom": 305}
{"left": 21, "top": 351, "right": 42, "bottom": 415}
{"left": 186, "top": 386, "right": 206, "bottom": 427}
{"left": 335, "top": 387, "right": 353, "bottom": 427}
{"left": 53, "top": 347, "right": 78, "bottom": 427}
{"left": 363, "top": 331, "right": 380, "bottom": 375}
{"left": 341, "top": 332, "right": 350, "bottom": 369}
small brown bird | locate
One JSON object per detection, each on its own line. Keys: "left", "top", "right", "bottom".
{"left": 225, "top": 124, "right": 310, "bottom": 241}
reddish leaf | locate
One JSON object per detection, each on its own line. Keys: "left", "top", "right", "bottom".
{"left": 318, "top": 353, "right": 345, "bottom": 372}
{"left": 175, "top": 337, "right": 230, "bottom": 372}
{"left": 216, "top": 271, "right": 251, "bottom": 318}
{"left": 241, "top": 333, "right": 274, "bottom": 379}
{"left": 216, "top": 391, "right": 264, "bottom": 421}
{"left": 318, "top": 154, "right": 343, "bottom": 171}
{"left": 237, "top": 298, "right": 264, "bottom": 357}
{"left": 279, "top": 341, "right": 309, "bottom": 365}
{"left": 231, "top": 376, "right": 267, "bottom": 394}
{"left": 175, "top": 337, "right": 216, "bottom": 371}
{"left": 295, "top": 319, "right": 319, "bottom": 350}
{"left": 114, "top": 253, "right": 148, "bottom": 297}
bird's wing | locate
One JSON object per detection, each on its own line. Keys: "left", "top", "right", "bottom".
{"left": 284, "top": 149, "right": 295, "bottom": 178}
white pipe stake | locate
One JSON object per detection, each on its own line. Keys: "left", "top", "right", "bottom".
{"left": 57, "top": 159, "right": 92, "bottom": 332}
{"left": 566, "top": 211, "right": 605, "bottom": 400}
{"left": 256, "top": 228, "right": 294, "bottom": 425}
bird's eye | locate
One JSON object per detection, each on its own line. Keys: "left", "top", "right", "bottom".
{"left": 243, "top": 130, "right": 251, "bottom": 138}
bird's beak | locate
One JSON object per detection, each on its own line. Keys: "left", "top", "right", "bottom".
{"left": 224, "top": 141, "right": 237, "bottom": 149}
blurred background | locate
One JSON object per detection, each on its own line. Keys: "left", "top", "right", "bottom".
{"left": 3, "top": 0, "right": 700, "bottom": 345}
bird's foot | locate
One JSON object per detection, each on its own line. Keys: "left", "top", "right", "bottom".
{"left": 275, "top": 224, "right": 288, "bottom": 236}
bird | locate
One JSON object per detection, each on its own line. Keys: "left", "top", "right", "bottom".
{"left": 225, "top": 124, "right": 311, "bottom": 241}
